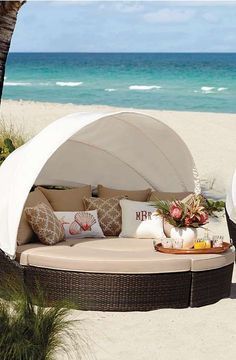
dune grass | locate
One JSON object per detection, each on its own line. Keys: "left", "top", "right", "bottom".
{"left": 0, "top": 280, "right": 84, "bottom": 360}
{"left": 0, "top": 118, "right": 27, "bottom": 164}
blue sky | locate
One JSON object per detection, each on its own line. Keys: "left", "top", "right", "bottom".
{"left": 10, "top": 1, "right": 236, "bottom": 52}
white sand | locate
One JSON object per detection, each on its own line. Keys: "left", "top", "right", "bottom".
{"left": 1, "top": 100, "right": 236, "bottom": 359}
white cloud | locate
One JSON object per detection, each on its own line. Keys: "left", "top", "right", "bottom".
{"left": 98, "top": 2, "right": 144, "bottom": 13}
{"left": 144, "top": 8, "right": 195, "bottom": 23}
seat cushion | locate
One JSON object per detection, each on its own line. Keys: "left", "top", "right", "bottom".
{"left": 18, "top": 237, "right": 191, "bottom": 274}
{"left": 185, "top": 249, "right": 235, "bottom": 271}
{"left": 17, "top": 238, "right": 235, "bottom": 274}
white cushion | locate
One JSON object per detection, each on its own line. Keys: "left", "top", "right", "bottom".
{"left": 54, "top": 210, "right": 104, "bottom": 239}
{"left": 119, "top": 199, "right": 165, "bottom": 239}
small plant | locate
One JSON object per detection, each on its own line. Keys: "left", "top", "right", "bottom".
{"left": 203, "top": 198, "right": 225, "bottom": 217}
{"left": 0, "top": 118, "right": 26, "bottom": 165}
{"left": 154, "top": 194, "right": 209, "bottom": 228}
{"left": 0, "top": 279, "right": 84, "bottom": 360}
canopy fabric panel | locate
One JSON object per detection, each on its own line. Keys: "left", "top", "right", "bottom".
{"left": 226, "top": 169, "right": 236, "bottom": 223}
{"left": 0, "top": 111, "right": 199, "bottom": 257}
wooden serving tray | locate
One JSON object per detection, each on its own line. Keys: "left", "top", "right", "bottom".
{"left": 155, "top": 242, "right": 231, "bottom": 255}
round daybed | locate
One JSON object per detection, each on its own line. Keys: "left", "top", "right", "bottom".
{"left": 0, "top": 111, "right": 234, "bottom": 311}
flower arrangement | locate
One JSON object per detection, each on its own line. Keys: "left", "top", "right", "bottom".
{"left": 154, "top": 195, "right": 209, "bottom": 228}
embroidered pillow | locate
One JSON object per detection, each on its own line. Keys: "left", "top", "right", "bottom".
{"left": 119, "top": 199, "right": 165, "bottom": 239}
{"left": 25, "top": 203, "right": 65, "bottom": 245}
{"left": 83, "top": 197, "right": 123, "bottom": 236}
{"left": 54, "top": 210, "right": 105, "bottom": 239}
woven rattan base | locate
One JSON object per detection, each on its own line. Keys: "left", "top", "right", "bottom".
{"left": 0, "top": 250, "right": 24, "bottom": 287}
{"left": 190, "top": 263, "right": 234, "bottom": 307}
{"left": 24, "top": 266, "right": 191, "bottom": 311}
{"left": 0, "top": 250, "right": 234, "bottom": 311}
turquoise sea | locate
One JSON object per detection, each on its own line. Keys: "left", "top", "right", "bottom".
{"left": 3, "top": 53, "right": 236, "bottom": 113}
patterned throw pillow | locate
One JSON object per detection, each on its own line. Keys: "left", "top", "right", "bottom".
{"left": 25, "top": 203, "right": 65, "bottom": 245}
{"left": 54, "top": 210, "right": 105, "bottom": 239}
{"left": 83, "top": 197, "right": 123, "bottom": 236}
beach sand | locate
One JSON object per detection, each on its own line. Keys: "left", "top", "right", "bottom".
{"left": 1, "top": 99, "right": 236, "bottom": 359}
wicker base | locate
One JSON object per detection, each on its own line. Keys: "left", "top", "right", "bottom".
{"left": 0, "top": 250, "right": 234, "bottom": 311}
{"left": 0, "top": 250, "right": 24, "bottom": 287}
{"left": 226, "top": 209, "right": 236, "bottom": 249}
{"left": 190, "top": 263, "right": 234, "bottom": 307}
{"left": 24, "top": 266, "right": 191, "bottom": 311}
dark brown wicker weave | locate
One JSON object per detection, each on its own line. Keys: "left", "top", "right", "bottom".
{"left": 226, "top": 209, "right": 236, "bottom": 248}
{"left": 0, "top": 250, "right": 24, "bottom": 287}
{"left": 24, "top": 266, "right": 192, "bottom": 311}
{"left": 0, "top": 250, "right": 234, "bottom": 311}
{"left": 190, "top": 263, "right": 234, "bottom": 307}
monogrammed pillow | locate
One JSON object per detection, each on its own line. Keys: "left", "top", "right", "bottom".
{"left": 54, "top": 210, "right": 104, "bottom": 239}
{"left": 83, "top": 197, "right": 123, "bottom": 236}
{"left": 119, "top": 199, "right": 165, "bottom": 239}
{"left": 25, "top": 203, "right": 65, "bottom": 245}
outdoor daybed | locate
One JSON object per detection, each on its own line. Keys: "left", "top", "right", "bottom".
{"left": 0, "top": 111, "right": 234, "bottom": 311}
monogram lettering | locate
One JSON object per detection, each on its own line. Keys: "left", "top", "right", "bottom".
{"left": 136, "top": 211, "right": 152, "bottom": 221}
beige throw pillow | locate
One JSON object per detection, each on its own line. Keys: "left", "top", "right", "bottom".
{"left": 25, "top": 203, "right": 65, "bottom": 245}
{"left": 97, "top": 184, "right": 151, "bottom": 202}
{"left": 17, "top": 188, "right": 53, "bottom": 245}
{"left": 37, "top": 185, "right": 92, "bottom": 211}
{"left": 83, "top": 197, "right": 123, "bottom": 236}
{"left": 149, "top": 191, "right": 192, "bottom": 202}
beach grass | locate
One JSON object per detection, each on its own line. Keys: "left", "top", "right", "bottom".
{"left": 0, "top": 117, "right": 27, "bottom": 148}
{"left": 0, "top": 279, "right": 84, "bottom": 360}
{"left": 0, "top": 116, "right": 28, "bottom": 164}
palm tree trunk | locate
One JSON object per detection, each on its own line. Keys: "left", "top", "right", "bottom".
{"left": 0, "top": 1, "right": 25, "bottom": 103}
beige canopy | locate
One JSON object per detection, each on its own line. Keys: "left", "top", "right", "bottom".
{"left": 0, "top": 111, "right": 200, "bottom": 257}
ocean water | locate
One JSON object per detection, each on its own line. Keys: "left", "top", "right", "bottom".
{"left": 3, "top": 52, "right": 236, "bottom": 113}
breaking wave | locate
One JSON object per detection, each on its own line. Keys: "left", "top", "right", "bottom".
{"left": 5, "top": 82, "right": 32, "bottom": 86}
{"left": 129, "top": 85, "right": 161, "bottom": 91}
{"left": 56, "top": 81, "right": 83, "bottom": 87}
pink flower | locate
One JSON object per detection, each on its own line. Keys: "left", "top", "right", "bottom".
{"left": 170, "top": 203, "right": 182, "bottom": 220}
{"left": 184, "top": 217, "right": 192, "bottom": 227}
{"left": 199, "top": 212, "right": 208, "bottom": 225}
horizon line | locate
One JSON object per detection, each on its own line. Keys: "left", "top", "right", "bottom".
{"left": 8, "top": 51, "right": 236, "bottom": 54}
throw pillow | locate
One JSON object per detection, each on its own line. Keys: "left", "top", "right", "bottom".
{"left": 37, "top": 185, "right": 92, "bottom": 211}
{"left": 83, "top": 197, "right": 123, "bottom": 236}
{"left": 25, "top": 202, "right": 65, "bottom": 245}
{"left": 17, "top": 188, "right": 53, "bottom": 245}
{"left": 54, "top": 210, "right": 105, "bottom": 239}
{"left": 149, "top": 191, "right": 192, "bottom": 202}
{"left": 119, "top": 199, "right": 165, "bottom": 239}
{"left": 97, "top": 184, "right": 151, "bottom": 202}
